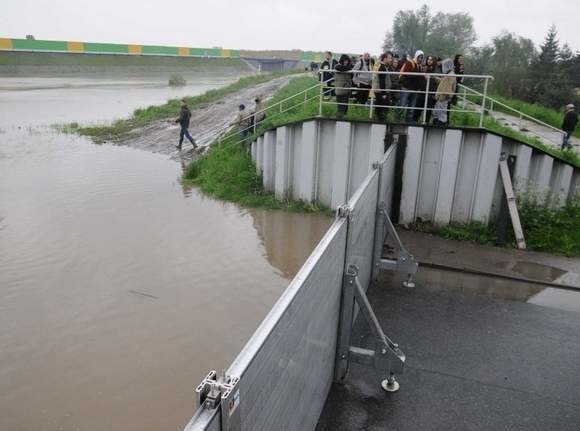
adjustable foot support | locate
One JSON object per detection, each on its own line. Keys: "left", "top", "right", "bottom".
{"left": 335, "top": 265, "right": 406, "bottom": 391}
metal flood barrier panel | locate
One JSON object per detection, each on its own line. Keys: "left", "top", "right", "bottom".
{"left": 184, "top": 145, "right": 399, "bottom": 431}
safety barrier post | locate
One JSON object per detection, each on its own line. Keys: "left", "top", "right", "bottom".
{"left": 479, "top": 77, "right": 489, "bottom": 128}
{"left": 318, "top": 79, "right": 323, "bottom": 117}
{"left": 422, "top": 75, "right": 430, "bottom": 124}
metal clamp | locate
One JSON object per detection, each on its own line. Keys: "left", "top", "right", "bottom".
{"left": 196, "top": 370, "right": 240, "bottom": 410}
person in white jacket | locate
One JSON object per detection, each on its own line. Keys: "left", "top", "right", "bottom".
{"left": 352, "top": 52, "right": 375, "bottom": 105}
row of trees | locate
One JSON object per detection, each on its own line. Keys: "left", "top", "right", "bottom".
{"left": 382, "top": 5, "right": 579, "bottom": 109}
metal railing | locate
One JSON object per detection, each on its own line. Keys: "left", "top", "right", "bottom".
{"left": 196, "top": 79, "right": 325, "bottom": 149}
{"left": 196, "top": 69, "right": 569, "bottom": 154}
{"left": 457, "top": 83, "right": 567, "bottom": 147}
{"left": 317, "top": 69, "right": 494, "bottom": 126}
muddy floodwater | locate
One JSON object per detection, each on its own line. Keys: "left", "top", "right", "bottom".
{"left": 0, "top": 75, "right": 332, "bottom": 430}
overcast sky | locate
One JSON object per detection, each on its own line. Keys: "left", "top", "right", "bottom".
{"left": 2, "top": 0, "right": 579, "bottom": 54}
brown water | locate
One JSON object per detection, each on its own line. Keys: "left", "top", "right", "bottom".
{"left": 0, "top": 78, "right": 332, "bottom": 430}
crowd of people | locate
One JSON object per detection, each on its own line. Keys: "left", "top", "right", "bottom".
{"left": 174, "top": 51, "right": 577, "bottom": 151}
{"left": 319, "top": 50, "right": 465, "bottom": 125}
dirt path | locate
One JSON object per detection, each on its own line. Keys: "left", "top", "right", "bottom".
{"left": 119, "top": 75, "right": 293, "bottom": 161}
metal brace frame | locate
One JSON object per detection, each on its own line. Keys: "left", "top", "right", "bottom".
{"left": 374, "top": 200, "right": 418, "bottom": 287}
{"left": 195, "top": 370, "right": 241, "bottom": 430}
{"left": 335, "top": 265, "right": 406, "bottom": 392}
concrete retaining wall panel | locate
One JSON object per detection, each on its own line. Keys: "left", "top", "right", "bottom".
{"left": 451, "top": 132, "right": 482, "bottom": 223}
{"left": 433, "top": 129, "right": 462, "bottom": 225}
{"left": 513, "top": 145, "right": 533, "bottom": 193}
{"left": 416, "top": 128, "right": 445, "bottom": 222}
{"left": 263, "top": 130, "right": 276, "bottom": 191}
{"left": 349, "top": 123, "right": 371, "bottom": 198}
{"left": 289, "top": 123, "right": 302, "bottom": 197}
{"left": 251, "top": 141, "right": 257, "bottom": 164}
{"left": 570, "top": 171, "right": 580, "bottom": 200}
{"left": 472, "top": 133, "right": 502, "bottom": 222}
{"left": 399, "top": 127, "right": 424, "bottom": 224}
{"left": 330, "top": 122, "right": 352, "bottom": 209}
{"left": 549, "top": 163, "right": 574, "bottom": 205}
{"left": 296, "top": 121, "right": 317, "bottom": 202}
{"left": 529, "top": 153, "right": 554, "bottom": 195}
{"left": 256, "top": 136, "right": 264, "bottom": 173}
{"left": 275, "top": 126, "right": 290, "bottom": 199}
{"left": 316, "top": 121, "right": 336, "bottom": 207}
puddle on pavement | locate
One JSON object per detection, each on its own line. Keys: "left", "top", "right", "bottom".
{"left": 493, "top": 260, "right": 566, "bottom": 282}
{"left": 412, "top": 266, "right": 580, "bottom": 314}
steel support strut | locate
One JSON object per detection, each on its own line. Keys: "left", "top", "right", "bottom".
{"left": 335, "top": 265, "right": 406, "bottom": 392}
{"left": 375, "top": 202, "right": 418, "bottom": 287}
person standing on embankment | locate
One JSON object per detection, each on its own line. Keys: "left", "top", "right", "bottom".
{"left": 175, "top": 99, "right": 198, "bottom": 151}
{"left": 561, "top": 104, "right": 578, "bottom": 150}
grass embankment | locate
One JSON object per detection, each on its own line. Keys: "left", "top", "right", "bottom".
{"left": 488, "top": 94, "right": 580, "bottom": 139}
{"left": 410, "top": 198, "right": 580, "bottom": 256}
{"left": 460, "top": 94, "right": 580, "bottom": 167}
{"left": 59, "top": 71, "right": 299, "bottom": 143}
{"left": 182, "top": 76, "right": 332, "bottom": 213}
{"left": 183, "top": 141, "right": 331, "bottom": 214}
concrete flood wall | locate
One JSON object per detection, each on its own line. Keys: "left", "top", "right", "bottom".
{"left": 251, "top": 119, "right": 579, "bottom": 225}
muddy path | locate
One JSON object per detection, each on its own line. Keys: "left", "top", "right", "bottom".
{"left": 118, "top": 75, "right": 293, "bottom": 161}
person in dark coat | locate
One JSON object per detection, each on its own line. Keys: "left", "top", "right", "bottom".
{"left": 413, "top": 55, "right": 438, "bottom": 123}
{"left": 320, "top": 51, "right": 338, "bottom": 97}
{"left": 373, "top": 52, "right": 393, "bottom": 122}
{"left": 175, "top": 99, "right": 197, "bottom": 151}
{"left": 334, "top": 54, "right": 353, "bottom": 118}
{"left": 398, "top": 50, "right": 424, "bottom": 122}
{"left": 562, "top": 104, "right": 578, "bottom": 150}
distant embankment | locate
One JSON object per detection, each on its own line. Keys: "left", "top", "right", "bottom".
{"left": 0, "top": 37, "right": 251, "bottom": 76}
{"left": 0, "top": 51, "right": 252, "bottom": 76}
{"left": 0, "top": 37, "right": 325, "bottom": 75}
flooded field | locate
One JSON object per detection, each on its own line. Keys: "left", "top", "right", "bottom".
{"left": 0, "top": 74, "right": 331, "bottom": 430}
{"left": 0, "top": 75, "right": 241, "bottom": 128}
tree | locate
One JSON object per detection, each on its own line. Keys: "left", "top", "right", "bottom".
{"left": 382, "top": 5, "right": 477, "bottom": 58}
{"left": 532, "top": 26, "right": 576, "bottom": 108}
{"left": 537, "top": 25, "right": 559, "bottom": 69}
{"left": 485, "top": 32, "right": 537, "bottom": 98}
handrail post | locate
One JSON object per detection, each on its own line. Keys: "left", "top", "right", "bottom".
{"left": 479, "top": 77, "right": 489, "bottom": 128}
{"left": 422, "top": 75, "right": 430, "bottom": 124}
{"left": 318, "top": 80, "right": 323, "bottom": 117}
{"left": 369, "top": 95, "right": 374, "bottom": 119}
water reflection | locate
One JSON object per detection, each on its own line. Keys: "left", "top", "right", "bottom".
{"left": 249, "top": 208, "right": 333, "bottom": 279}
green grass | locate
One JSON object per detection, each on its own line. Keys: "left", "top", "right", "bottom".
{"left": 450, "top": 110, "right": 580, "bottom": 167}
{"left": 182, "top": 137, "right": 332, "bottom": 214}
{"left": 488, "top": 94, "right": 580, "bottom": 139}
{"left": 57, "top": 70, "right": 300, "bottom": 143}
{"left": 409, "top": 197, "right": 580, "bottom": 256}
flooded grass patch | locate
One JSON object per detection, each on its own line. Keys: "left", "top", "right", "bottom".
{"left": 58, "top": 71, "right": 300, "bottom": 143}
{"left": 183, "top": 139, "right": 331, "bottom": 214}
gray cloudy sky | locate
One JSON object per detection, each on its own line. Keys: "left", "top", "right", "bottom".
{"left": 2, "top": 0, "right": 579, "bottom": 54}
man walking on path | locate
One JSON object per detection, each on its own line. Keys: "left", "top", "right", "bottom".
{"left": 561, "top": 104, "right": 578, "bottom": 150}
{"left": 175, "top": 99, "right": 197, "bottom": 151}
